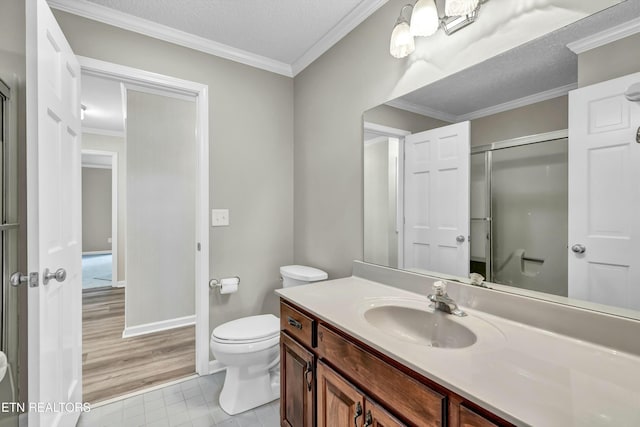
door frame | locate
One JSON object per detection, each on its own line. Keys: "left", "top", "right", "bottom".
{"left": 79, "top": 56, "right": 210, "bottom": 376}
{"left": 80, "top": 149, "right": 119, "bottom": 288}
{"left": 363, "top": 122, "right": 410, "bottom": 268}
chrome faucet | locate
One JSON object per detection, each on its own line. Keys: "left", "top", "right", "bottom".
{"left": 427, "top": 281, "right": 467, "bottom": 317}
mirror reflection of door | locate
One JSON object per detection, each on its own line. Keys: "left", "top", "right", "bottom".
{"left": 403, "top": 121, "right": 470, "bottom": 277}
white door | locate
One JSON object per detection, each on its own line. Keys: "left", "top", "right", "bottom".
{"left": 403, "top": 121, "right": 470, "bottom": 277}
{"left": 568, "top": 73, "right": 640, "bottom": 310}
{"left": 26, "top": 0, "right": 83, "bottom": 426}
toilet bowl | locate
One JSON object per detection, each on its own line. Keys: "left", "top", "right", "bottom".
{"left": 210, "top": 265, "right": 327, "bottom": 415}
{"left": 210, "top": 314, "right": 280, "bottom": 415}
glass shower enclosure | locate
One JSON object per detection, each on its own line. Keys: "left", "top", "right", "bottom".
{"left": 470, "top": 135, "right": 568, "bottom": 297}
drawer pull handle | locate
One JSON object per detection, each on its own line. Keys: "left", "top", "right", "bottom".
{"left": 304, "top": 361, "right": 313, "bottom": 392}
{"left": 354, "top": 402, "right": 363, "bottom": 427}
{"left": 363, "top": 410, "right": 373, "bottom": 427}
{"left": 287, "top": 316, "right": 303, "bottom": 330}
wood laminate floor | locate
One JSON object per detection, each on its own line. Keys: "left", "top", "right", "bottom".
{"left": 82, "top": 286, "right": 195, "bottom": 403}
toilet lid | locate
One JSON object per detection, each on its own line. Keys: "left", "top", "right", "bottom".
{"left": 212, "top": 314, "right": 279, "bottom": 342}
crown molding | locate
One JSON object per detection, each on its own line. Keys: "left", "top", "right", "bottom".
{"left": 47, "top": 0, "right": 294, "bottom": 77}
{"left": 385, "top": 99, "right": 458, "bottom": 123}
{"left": 291, "top": 0, "right": 389, "bottom": 75}
{"left": 567, "top": 15, "right": 640, "bottom": 54}
{"left": 457, "top": 83, "right": 577, "bottom": 121}
{"left": 386, "top": 83, "right": 576, "bottom": 123}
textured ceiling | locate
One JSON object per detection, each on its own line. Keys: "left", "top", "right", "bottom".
{"left": 392, "top": 0, "right": 640, "bottom": 119}
{"left": 84, "top": 0, "right": 372, "bottom": 64}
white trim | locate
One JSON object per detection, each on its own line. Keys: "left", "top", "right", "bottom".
{"left": 81, "top": 162, "right": 112, "bottom": 169}
{"left": 363, "top": 135, "right": 389, "bottom": 146}
{"left": 388, "top": 84, "right": 576, "bottom": 124}
{"left": 471, "top": 129, "right": 569, "bottom": 154}
{"left": 79, "top": 56, "right": 211, "bottom": 377}
{"left": 82, "top": 250, "right": 111, "bottom": 256}
{"left": 385, "top": 99, "right": 458, "bottom": 123}
{"left": 567, "top": 16, "right": 640, "bottom": 54}
{"left": 123, "top": 82, "right": 196, "bottom": 103}
{"left": 81, "top": 126, "right": 125, "bottom": 138}
{"left": 363, "top": 122, "right": 412, "bottom": 138}
{"left": 457, "top": 83, "right": 578, "bottom": 121}
{"left": 115, "top": 280, "right": 126, "bottom": 288}
{"left": 122, "top": 315, "right": 196, "bottom": 338}
{"left": 48, "top": 0, "right": 293, "bottom": 77}
{"left": 291, "top": 0, "right": 389, "bottom": 75}
{"left": 209, "top": 360, "right": 226, "bottom": 375}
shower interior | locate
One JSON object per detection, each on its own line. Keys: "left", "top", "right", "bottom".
{"left": 470, "top": 136, "right": 568, "bottom": 297}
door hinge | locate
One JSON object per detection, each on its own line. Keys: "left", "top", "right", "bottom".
{"left": 197, "top": 242, "right": 201, "bottom": 251}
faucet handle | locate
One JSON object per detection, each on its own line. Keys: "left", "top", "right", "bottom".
{"left": 432, "top": 281, "right": 447, "bottom": 296}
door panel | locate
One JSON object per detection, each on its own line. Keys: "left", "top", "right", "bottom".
{"left": 26, "top": 0, "right": 82, "bottom": 426}
{"left": 568, "top": 73, "right": 640, "bottom": 309}
{"left": 404, "top": 122, "right": 470, "bottom": 277}
{"left": 281, "top": 333, "right": 314, "bottom": 427}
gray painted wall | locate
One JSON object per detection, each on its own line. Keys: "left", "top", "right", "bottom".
{"left": 81, "top": 167, "right": 112, "bottom": 253}
{"left": 293, "top": 0, "right": 601, "bottom": 279}
{"left": 82, "top": 133, "right": 126, "bottom": 282}
{"left": 126, "top": 90, "right": 196, "bottom": 327}
{"left": 52, "top": 10, "right": 294, "bottom": 346}
{"left": 578, "top": 32, "right": 640, "bottom": 87}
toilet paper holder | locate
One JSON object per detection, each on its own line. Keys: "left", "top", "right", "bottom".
{"left": 209, "top": 276, "right": 240, "bottom": 290}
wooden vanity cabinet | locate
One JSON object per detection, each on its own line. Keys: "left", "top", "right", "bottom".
{"left": 279, "top": 300, "right": 514, "bottom": 427}
{"left": 316, "top": 361, "right": 405, "bottom": 427}
{"left": 280, "top": 333, "right": 315, "bottom": 427}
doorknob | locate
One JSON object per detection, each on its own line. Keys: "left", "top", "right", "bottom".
{"left": 10, "top": 272, "right": 39, "bottom": 287}
{"left": 43, "top": 268, "right": 67, "bottom": 285}
{"left": 571, "top": 244, "right": 586, "bottom": 254}
{"left": 456, "top": 235, "right": 466, "bottom": 243}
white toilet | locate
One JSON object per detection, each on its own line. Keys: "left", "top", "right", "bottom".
{"left": 210, "top": 265, "right": 328, "bottom": 415}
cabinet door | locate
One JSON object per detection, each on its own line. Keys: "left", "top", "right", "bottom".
{"left": 281, "top": 333, "right": 315, "bottom": 427}
{"left": 364, "top": 398, "right": 406, "bottom": 427}
{"left": 317, "top": 361, "right": 366, "bottom": 427}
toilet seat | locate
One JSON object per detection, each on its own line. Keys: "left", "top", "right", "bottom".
{"left": 211, "top": 314, "right": 280, "bottom": 354}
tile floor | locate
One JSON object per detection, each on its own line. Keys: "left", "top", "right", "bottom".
{"left": 77, "top": 372, "right": 279, "bottom": 427}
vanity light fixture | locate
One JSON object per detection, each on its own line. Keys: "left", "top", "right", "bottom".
{"left": 390, "top": 0, "right": 486, "bottom": 59}
{"left": 390, "top": 5, "right": 416, "bottom": 59}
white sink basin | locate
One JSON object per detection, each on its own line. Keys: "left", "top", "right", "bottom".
{"left": 364, "top": 304, "right": 477, "bottom": 348}
{"left": 360, "top": 297, "right": 503, "bottom": 350}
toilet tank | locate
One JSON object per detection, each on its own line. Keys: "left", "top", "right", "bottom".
{"left": 280, "top": 265, "right": 328, "bottom": 288}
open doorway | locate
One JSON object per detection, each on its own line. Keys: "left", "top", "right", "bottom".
{"left": 81, "top": 150, "right": 117, "bottom": 290}
{"left": 79, "top": 61, "right": 208, "bottom": 404}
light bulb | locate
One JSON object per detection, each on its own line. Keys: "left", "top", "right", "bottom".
{"left": 411, "top": 0, "right": 439, "bottom": 37}
{"left": 390, "top": 18, "right": 415, "bottom": 58}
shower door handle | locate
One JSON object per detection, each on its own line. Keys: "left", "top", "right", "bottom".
{"left": 571, "top": 244, "right": 586, "bottom": 254}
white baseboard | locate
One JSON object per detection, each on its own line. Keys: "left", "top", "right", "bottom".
{"left": 122, "top": 315, "right": 195, "bottom": 338}
{"left": 82, "top": 250, "right": 112, "bottom": 255}
{"left": 209, "top": 360, "right": 226, "bottom": 375}
{"left": 114, "top": 281, "right": 126, "bottom": 288}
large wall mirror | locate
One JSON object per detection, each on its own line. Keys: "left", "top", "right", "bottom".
{"left": 363, "top": 0, "right": 640, "bottom": 320}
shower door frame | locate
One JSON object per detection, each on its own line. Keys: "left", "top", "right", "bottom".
{"left": 470, "top": 129, "right": 568, "bottom": 282}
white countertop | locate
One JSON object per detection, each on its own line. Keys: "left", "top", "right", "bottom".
{"left": 276, "top": 277, "right": 640, "bottom": 427}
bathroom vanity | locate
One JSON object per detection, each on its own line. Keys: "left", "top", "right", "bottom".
{"left": 277, "top": 273, "right": 640, "bottom": 427}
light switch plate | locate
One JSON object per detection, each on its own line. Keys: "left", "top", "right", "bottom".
{"left": 211, "top": 209, "right": 229, "bottom": 227}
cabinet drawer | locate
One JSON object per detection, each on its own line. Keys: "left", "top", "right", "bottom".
{"left": 317, "top": 324, "right": 446, "bottom": 426}
{"left": 459, "top": 405, "right": 501, "bottom": 427}
{"left": 280, "top": 301, "right": 316, "bottom": 348}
